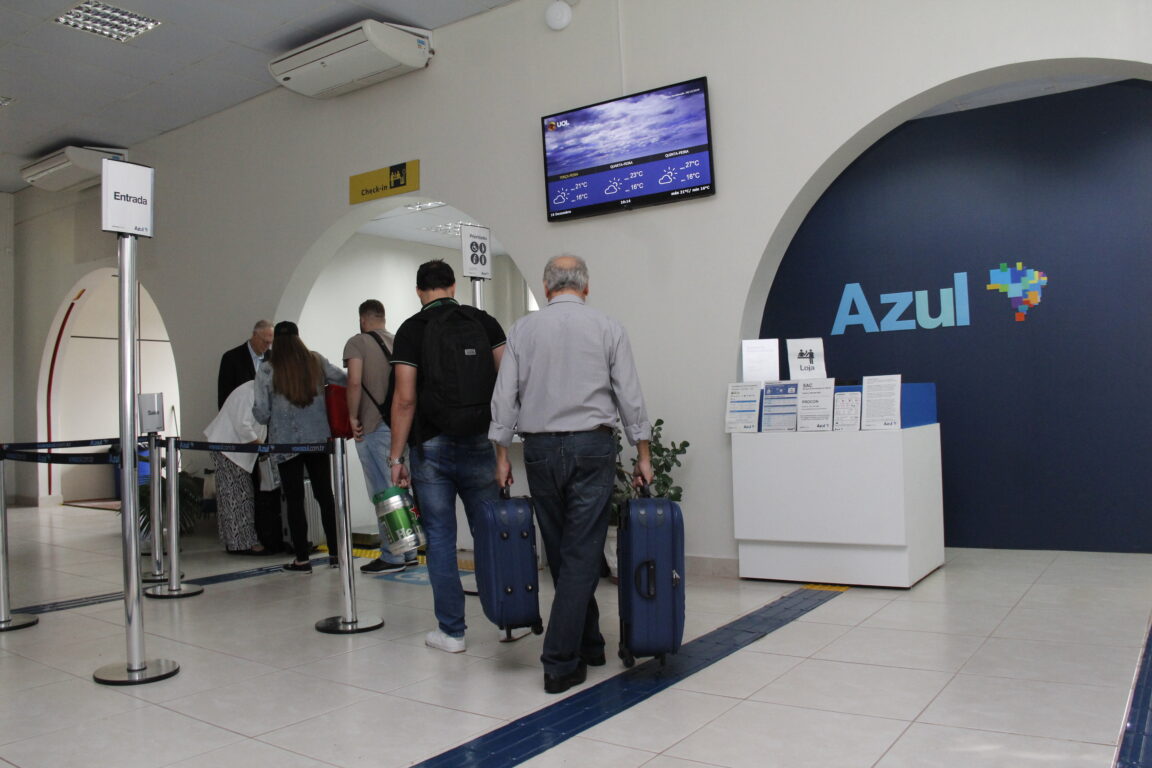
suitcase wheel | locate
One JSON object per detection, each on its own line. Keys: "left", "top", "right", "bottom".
{"left": 618, "top": 643, "right": 635, "bottom": 668}
{"left": 532, "top": 621, "right": 543, "bottom": 635}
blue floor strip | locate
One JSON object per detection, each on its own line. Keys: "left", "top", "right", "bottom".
{"left": 1116, "top": 623, "right": 1152, "bottom": 767}
{"left": 412, "top": 586, "right": 843, "bottom": 768}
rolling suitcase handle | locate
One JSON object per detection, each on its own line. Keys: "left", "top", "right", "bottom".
{"left": 634, "top": 560, "right": 657, "bottom": 599}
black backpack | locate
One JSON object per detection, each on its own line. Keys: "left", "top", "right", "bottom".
{"left": 420, "top": 304, "right": 497, "bottom": 436}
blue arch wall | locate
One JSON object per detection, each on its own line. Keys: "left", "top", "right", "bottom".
{"left": 761, "top": 80, "right": 1152, "bottom": 552}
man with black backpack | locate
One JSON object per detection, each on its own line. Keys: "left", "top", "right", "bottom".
{"left": 344, "top": 299, "right": 418, "bottom": 574}
{"left": 389, "top": 260, "right": 506, "bottom": 653}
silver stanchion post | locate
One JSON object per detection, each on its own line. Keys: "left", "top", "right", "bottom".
{"left": 316, "top": 439, "right": 381, "bottom": 634}
{"left": 93, "top": 232, "right": 179, "bottom": 685}
{"left": 0, "top": 459, "right": 38, "bottom": 632}
{"left": 142, "top": 431, "right": 166, "bottom": 583}
{"left": 145, "top": 437, "right": 202, "bottom": 599}
{"left": 471, "top": 275, "right": 485, "bottom": 311}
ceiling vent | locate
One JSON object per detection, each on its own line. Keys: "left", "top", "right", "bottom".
{"left": 20, "top": 146, "right": 126, "bottom": 192}
{"left": 268, "top": 20, "right": 432, "bottom": 99}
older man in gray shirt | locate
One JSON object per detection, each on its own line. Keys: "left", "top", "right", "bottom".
{"left": 490, "top": 254, "right": 653, "bottom": 694}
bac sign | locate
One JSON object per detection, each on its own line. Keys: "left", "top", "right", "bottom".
{"left": 101, "top": 159, "right": 154, "bottom": 238}
{"left": 461, "top": 224, "right": 491, "bottom": 279}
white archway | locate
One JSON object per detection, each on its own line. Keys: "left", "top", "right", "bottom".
{"left": 276, "top": 193, "right": 533, "bottom": 532}
{"left": 739, "top": 58, "right": 1152, "bottom": 345}
{"left": 36, "top": 269, "right": 181, "bottom": 504}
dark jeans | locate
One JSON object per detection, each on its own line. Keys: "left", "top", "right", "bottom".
{"left": 409, "top": 432, "right": 499, "bottom": 637}
{"left": 278, "top": 453, "right": 337, "bottom": 562}
{"left": 523, "top": 430, "right": 615, "bottom": 676}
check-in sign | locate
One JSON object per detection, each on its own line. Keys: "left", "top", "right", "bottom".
{"left": 101, "top": 159, "right": 154, "bottom": 237}
{"left": 461, "top": 224, "right": 491, "bottom": 279}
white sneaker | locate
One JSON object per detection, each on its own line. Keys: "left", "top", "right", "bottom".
{"left": 425, "top": 629, "right": 466, "bottom": 653}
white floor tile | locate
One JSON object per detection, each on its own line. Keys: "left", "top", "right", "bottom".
{"left": 259, "top": 694, "right": 502, "bottom": 767}
{"left": 583, "top": 689, "right": 740, "bottom": 753}
{"left": 0, "top": 703, "right": 243, "bottom": 768}
{"left": 919, "top": 673, "right": 1130, "bottom": 744}
{"left": 162, "top": 669, "right": 379, "bottom": 736}
{"left": 813, "top": 626, "right": 985, "bottom": 672}
{"left": 672, "top": 649, "right": 801, "bottom": 699}
{"left": 516, "top": 735, "right": 655, "bottom": 768}
{"left": 861, "top": 598, "right": 1013, "bottom": 636}
{"left": 0, "top": 677, "right": 144, "bottom": 745}
{"left": 666, "top": 700, "right": 908, "bottom": 768}
{"left": 875, "top": 722, "right": 1116, "bottom": 767}
{"left": 750, "top": 657, "right": 952, "bottom": 720}
{"left": 961, "top": 635, "right": 1142, "bottom": 688}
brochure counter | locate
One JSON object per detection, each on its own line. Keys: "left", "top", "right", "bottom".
{"left": 731, "top": 424, "right": 943, "bottom": 587}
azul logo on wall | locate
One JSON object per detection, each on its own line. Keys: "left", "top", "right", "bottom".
{"left": 830, "top": 265, "right": 1049, "bottom": 335}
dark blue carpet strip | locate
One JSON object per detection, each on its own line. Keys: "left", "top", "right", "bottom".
{"left": 412, "top": 586, "right": 844, "bottom": 768}
{"left": 1117, "top": 622, "right": 1152, "bottom": 767}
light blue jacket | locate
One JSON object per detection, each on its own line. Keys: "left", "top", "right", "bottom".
{"left": 252, "top": 354, "right": 346, "bottom": 448}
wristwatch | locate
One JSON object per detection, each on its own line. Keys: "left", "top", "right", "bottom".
{"left": 387, "top": 456, "right": 406, "bottom": 467}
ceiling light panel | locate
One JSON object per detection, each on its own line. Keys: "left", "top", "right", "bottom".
{"left": 56, "top": 1, "right": 161, "bottom": 42}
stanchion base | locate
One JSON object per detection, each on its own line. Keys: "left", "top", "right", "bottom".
{"left": 315, "top": 615, "right": 384, "bottom": 635}
{"left": 93, "top": 657, "right": 179, "bottom": 686}
{"left": 142, "top": 572, "right": 182, "bottom": 584}
{"left": 0, "top": 614, "right": 39, "bottom": 632}
{"left": 143, "top": 583, "right": 204, "bottom": 600}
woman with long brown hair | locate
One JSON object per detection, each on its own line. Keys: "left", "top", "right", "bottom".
{"left": 253, "top": 321, "right": 346, "bottom": 572}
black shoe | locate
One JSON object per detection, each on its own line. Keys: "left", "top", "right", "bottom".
{"left": 544, "top": 662, "right": 587, "bottom": 694}
{"left": 360, "top": 558, "right": 405, "bottom": 574}
{"left": 581, "top": 651, "right": 607, "bottom": 667}
{"left": 283, "top": 561, "right": 312, "bottom": 573}
{"left": 328, "top": 556, "right": 339, "bottom": 568}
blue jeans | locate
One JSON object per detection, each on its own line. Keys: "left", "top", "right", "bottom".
{"left": 409, "top": 432, "right": 499, "bottom": 637}
{"left": 523, "top": 430, "right": 615, "bottom": 676}
{"left": 355, "top": 421, "right": 414, "bottom": 565}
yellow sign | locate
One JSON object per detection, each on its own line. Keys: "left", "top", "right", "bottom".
{"left": 349, "top": 160, "right": 420, "bottom": 204}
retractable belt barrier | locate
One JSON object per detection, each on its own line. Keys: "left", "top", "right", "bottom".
{"left": 175, "top": 440, "right": 332, "bottom": 455}
{"left": 0, "top": 434, "right": 379, "bottom": 644}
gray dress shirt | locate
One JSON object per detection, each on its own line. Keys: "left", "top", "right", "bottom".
{"left": 489, "top": 293, "right": 651, "bottom": 446}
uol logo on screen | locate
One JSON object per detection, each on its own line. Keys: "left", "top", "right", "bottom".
{"left": 830, "top": 264, "right": 1050, "bottom": 334}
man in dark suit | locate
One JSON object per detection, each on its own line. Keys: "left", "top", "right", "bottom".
{"left": 216, "top": 319, "right": 279, "bottom": 551}
{"left": 217, "top": 320, "right": 274, "bottom": 408}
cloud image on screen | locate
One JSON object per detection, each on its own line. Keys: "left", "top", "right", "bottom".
{"left": 544, "top": 83, "right": 709, "bottom": 178}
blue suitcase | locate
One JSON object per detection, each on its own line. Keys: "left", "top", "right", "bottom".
{"left": 617, "top": 492, "right": 685, "bottom": 666}
{"left": 473, "top": 490, "right": 544, "bottom": 640}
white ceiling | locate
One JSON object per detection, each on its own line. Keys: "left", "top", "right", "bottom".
{"left": 0, "top": 0, "right": 513, "bottom": 195}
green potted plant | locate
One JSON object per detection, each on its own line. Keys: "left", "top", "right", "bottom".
{"left": 605, "top": 418, "right": 689, "bottom": 579}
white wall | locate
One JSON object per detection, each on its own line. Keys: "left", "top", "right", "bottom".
{"left": 11, "top": 0, "right": 1152, "bottom": 563}
{"left": 1, "top": 192, "right": 11, "bottom": 501}
{"left": 296, "top": 232, "right": 531, "bottom": 530}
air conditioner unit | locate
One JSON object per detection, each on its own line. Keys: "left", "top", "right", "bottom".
{"left": 20, "top": 146, "right": 126, "bottom": 192}
{"left": 268, "top": 20, "right": 432, "bottom": 99}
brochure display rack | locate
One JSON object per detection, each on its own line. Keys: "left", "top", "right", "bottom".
{"left": 731, "top": 424, "right": 944, "bottom": 588}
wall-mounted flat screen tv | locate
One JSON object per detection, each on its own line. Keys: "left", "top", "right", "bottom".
{"left": 542, "top": 76, "right": 715, "bottom": 221}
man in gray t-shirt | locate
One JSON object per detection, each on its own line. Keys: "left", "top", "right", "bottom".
{"left": 344, "top": 299, "right": 417, "bottom": 574}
